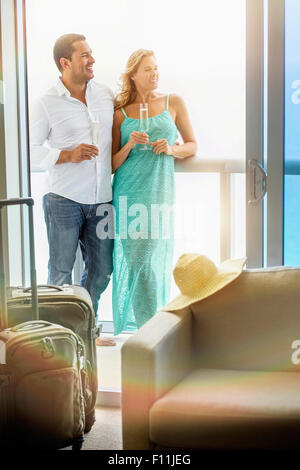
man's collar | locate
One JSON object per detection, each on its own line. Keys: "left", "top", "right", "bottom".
{"left": 56, "top": 78, "right": 71, "bottom": 96}
{"left": 55, "top": 77, "right": 92, "bottom": 97}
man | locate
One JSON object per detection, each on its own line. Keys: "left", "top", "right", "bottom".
{"left": 30, "top": 33, "right": 115, "bottom": 346}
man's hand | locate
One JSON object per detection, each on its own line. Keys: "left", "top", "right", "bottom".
{"left": 70, "top": 143, "right": 99, "bottom": 162}
{"left": 57, "top": 144, "right": 99, "bottom": 164}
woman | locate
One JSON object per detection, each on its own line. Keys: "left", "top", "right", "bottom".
{"left": 112, "top": 49, "right": 197, "bottom": 335}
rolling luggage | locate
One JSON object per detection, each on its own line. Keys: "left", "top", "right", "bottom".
{"left": 6, "top": 284, "right": 99, "bottom": 432}
{"left": 0, "top": 198, "right": 85, "bottom": 450}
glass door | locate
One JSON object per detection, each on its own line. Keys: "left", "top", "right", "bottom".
{"left": 246, "top": 0, "right": 288, "bottom": 269}
{"left": 284, "top": 0, "right": 300, "bottom": 266}
{"left": 262, "top": 0, "right": 300, "bottom": 268}
{"left": 245, "top": 0, "right": 265, "bottom": 268}
{"left": 0, "top": 0, "right": 30, "bottom": 286}
{"left": 265, "top": 0, "right": 284, "bottom": 267}
{"left": 25, "top": 0, "right": 247, "bottom": 332}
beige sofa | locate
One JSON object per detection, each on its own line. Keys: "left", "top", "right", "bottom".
{"left": 121, "top": 266, "right": 300, "bottom": 450}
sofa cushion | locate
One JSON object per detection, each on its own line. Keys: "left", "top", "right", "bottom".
{"left": 191, "top": 267, "right": 300, "bottom": 371}
{"left": 149, "top": 368, "right": 300, "bottom": 449}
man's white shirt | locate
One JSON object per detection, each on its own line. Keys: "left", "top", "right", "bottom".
{"left": 30, "top": 79, "right": 114, "bottom": 204}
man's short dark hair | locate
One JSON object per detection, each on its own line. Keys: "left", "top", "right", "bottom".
{"left": 53, "top": 33, "right": 86, "bottom": 72}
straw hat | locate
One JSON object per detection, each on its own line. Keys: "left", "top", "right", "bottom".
{"left": 163, "top": 253, "right": 247, "bottom": 311}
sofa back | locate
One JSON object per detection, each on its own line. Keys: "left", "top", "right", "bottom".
{"left": 192, "top": 267, "right": 300, "bottom": 371}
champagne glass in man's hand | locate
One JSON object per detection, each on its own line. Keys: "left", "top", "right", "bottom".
{"left": 91, "top": 120, "right": 100, "bottom": 159}
{"left": 57, "top": 143, "right": 98, "bottom": 164}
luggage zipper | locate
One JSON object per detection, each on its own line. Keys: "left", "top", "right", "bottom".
{"left": 8, "top": 300, "right": 96, "bottom": 342}
{"left": 8, "top": 297, "right": 93, "bottom": 318}
{"left": 41, "top": 337, "right": 56, "bottom": 358}
{"left": 8, "top": 332, "right": 86, "bottom": 372}
{"left": 9, "top": 334, "right": 75, "bottom": 357}
{"left": 7, "top": 330, "right": 77, "bottom": 358}
{"left": 8, "top": 299, "right": 94, "bottom": 329}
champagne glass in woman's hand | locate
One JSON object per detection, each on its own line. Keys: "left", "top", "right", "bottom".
{"left": 139, "top": 104, "right": 151, "bottom": 151}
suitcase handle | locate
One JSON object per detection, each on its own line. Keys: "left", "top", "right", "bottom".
{"left": 11, "top": 320, "right": 53, "bottom": 332}
{"left": 0, "top": 198, "right": 34, "bottom": 208}
{"left": 23, "top": 285, "right": 64, "bottom": 293}
{"left": 0, "top": 197, "right": 38, "bottom": 330}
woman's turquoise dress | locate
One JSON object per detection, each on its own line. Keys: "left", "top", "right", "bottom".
{"left": 112, "top": 95, "right": 178, "bottom": 335}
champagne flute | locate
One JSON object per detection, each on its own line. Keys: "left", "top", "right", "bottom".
{"left": 139, "top": 103, "right": 151, "bottom": 150}
{"left": 91, "top": 120, "right": 100, "bottom": 159}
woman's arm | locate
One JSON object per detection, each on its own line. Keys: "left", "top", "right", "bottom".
{"left": 111, "top": 110, "right": 127, "bottom": 173}
{"left": 172, "top": 94, "right": 197, "bottom": 158}
{"left": 111, "top": 109, "right": 149, "bottom": 172}
{"left": 150, "top": 94, "right": 197, "bottom": 158}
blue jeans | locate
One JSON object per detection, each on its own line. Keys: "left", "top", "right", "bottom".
{"left": 43, "top": 193, "right": 114, "bottom": 321}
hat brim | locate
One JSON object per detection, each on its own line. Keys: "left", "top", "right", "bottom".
{"left": 162, "top": 257, "right": 246, "bottom": 312}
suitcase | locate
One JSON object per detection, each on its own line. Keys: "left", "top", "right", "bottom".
{"left": 6, "top": 283, "right": 99, "bottom": 432}
{"left": 0, "top": 198, "right": 85, "bottom": 450}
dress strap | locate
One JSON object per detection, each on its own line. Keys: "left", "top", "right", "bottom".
{"left": 121, "top": 107, "right": 128, "bottom": 117}
{"left": 166, "top": 95, "right": 170, "bottom": 110}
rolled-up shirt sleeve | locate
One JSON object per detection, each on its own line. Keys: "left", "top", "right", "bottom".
{"left": 29, "top": 99, "right": 61, "bottom": 171}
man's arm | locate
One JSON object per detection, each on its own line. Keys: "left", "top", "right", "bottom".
{"left": 29, "top": 99, "right": 61, "bottom": 170}
{"left": 29, "top": 99, "right": 99, "bottom": 169}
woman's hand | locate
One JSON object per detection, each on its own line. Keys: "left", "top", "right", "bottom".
{"left": 128, "top": 131, "right": 149, "bottom": 149}
{"left": 149, "top": 138, "right": 173, "bottom": 155}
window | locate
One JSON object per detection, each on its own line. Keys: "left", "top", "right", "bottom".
{"left": 27, "top": 0, "right": 246, "bottom": 327}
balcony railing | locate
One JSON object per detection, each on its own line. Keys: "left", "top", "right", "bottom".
{"left": 31, "top": 157, "right": 247, "bottom": 291}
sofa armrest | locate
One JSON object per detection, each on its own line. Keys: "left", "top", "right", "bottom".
{"left": 121, "top": 307, "right": 193, "bottom": 450}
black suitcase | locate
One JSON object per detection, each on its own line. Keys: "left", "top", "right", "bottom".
{"left": 0, "top": 198, "right": 86, "bottom": 450}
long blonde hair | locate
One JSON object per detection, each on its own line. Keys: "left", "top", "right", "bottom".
{"left": 114, "top": 49, "right": 155, "bottom": 110}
